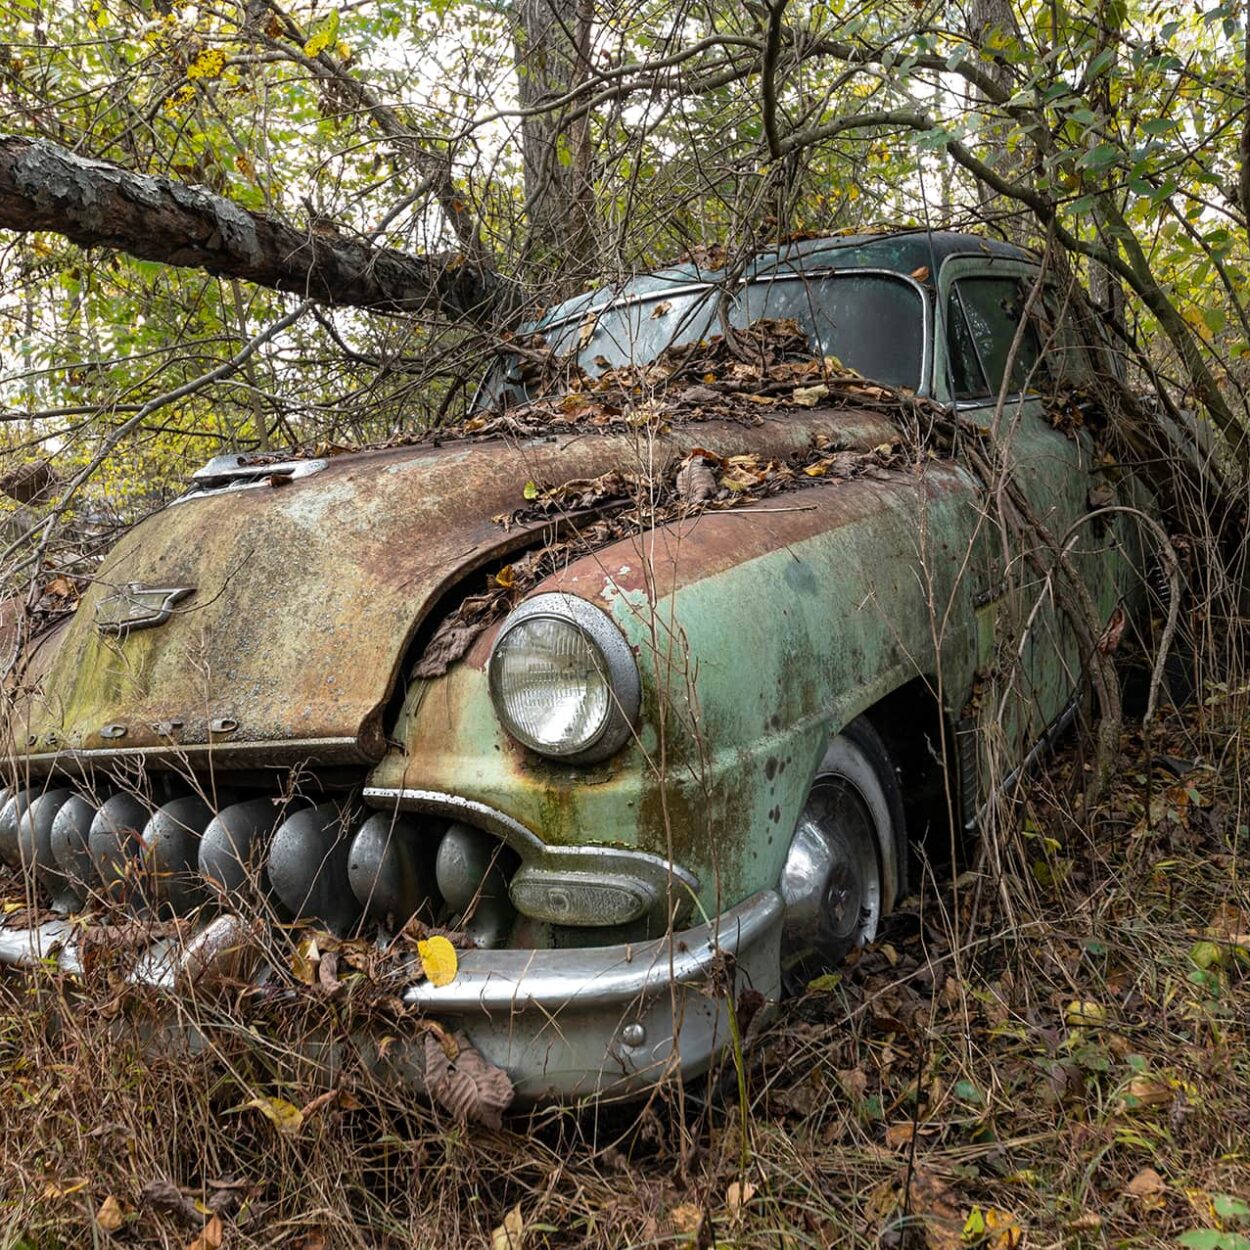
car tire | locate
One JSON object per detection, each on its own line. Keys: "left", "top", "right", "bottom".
{"left": 778, "top": 715, "right": 905, "bottom": 989}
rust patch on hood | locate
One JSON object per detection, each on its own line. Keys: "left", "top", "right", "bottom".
{"left": 9, "top": 409, "right": 889, "bottom": 770}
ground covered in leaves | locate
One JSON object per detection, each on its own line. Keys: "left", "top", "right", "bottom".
{"left": 2, "top": 695, "right": 1247, "bottom": 1250}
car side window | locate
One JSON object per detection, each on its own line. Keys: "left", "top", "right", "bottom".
{"left": 947, "top": 277, "right": 1045, "bottom": 400}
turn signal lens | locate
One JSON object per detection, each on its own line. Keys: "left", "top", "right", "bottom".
{"left": 508, "top": 867, "right": 656, "bottom": 926}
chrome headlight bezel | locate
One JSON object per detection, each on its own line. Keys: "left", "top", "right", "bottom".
{"left": 487, "top": 593, "right": 640, "bottom": 763}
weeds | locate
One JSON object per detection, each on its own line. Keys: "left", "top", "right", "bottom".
{"left": 0, "top": 691, "right": 1244, "bottom": 1249}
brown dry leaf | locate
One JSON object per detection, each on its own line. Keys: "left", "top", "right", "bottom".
{"left": 669, "top": 1203, "right": 702, "bottom": 1235}
{"left": 424, "top": 1030, "right": 514, "bottom": 1129}
{"left": 908, "top": 1168, "right": 963, "bottom": 1250}
{"left": 491, "top": 1203, "right": 524, "bottom": 1250}
{"left": 96, "top": 1195, "right": 125, "bottom": 1232}
{"left": 1125, "top": 1075, "right": 1172, "bottom": 1108}
{"left": 911, "top": 265, "right": 931, "bottom": 280}
{"left": 650, "top": 301, "right": 672, "bottom": 318}
{"left": 885, "top": 1121, "right": 916, "bottom": 1149}
{"left": 676, "top": 456, "right": 718, "bottom": 503}
{"left": 726, "top": 1180, "right": 756, "bottom": 1219}
{"left": 413, "top": 620, "right": 490, "bottom": 678}
{"left": 140, "top": 1179, "right": 202, "bottom": 1226}
{"left": 317, "top": 949, "right": 341, "bottom": 993}
{"left": 186, "top": 1215, "right": 224, "bottom": 1250}
{"left": 1126, "top": 1167, "right": 1166, "bottom": 1205}
{"left": 836, "top": 1067, "right": 868, "bottom": 1099}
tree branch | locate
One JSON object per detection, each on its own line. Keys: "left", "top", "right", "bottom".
{"left": 0, "top": 134, "right": 497, "bottom": 320}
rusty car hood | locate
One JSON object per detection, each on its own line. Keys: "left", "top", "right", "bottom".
{"left": 10, "top": 410, "right": 888, "bottom": 771}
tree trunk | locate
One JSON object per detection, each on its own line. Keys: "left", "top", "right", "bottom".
{"left": 0, "top": 134, "right": 497, "bottom": 320}
{"left": 511, "top": 0, "right": 596, "bottom": 290}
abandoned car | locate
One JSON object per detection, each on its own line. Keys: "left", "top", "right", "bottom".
{"left": 0, "top": 230, "right": 1159, "bottom": 1105}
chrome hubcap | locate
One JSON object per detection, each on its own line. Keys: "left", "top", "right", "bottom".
{"left": 780, "top": 775, "right": 882, "bottom": 965}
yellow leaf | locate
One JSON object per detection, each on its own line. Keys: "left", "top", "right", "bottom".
{"left": 418, "top": 935, "right": 459, "bottom": 987}
{"left": 291, "top": 935, "right": 320, "bottom": 984}
{"left": 1064, "top": 999, "right": 1106, "bottom": 1027}
{"left": 491, "top": 1203, "right": 524, "bottom": 1250}
{"left": 96, "top": 1195, "right": 125, "bottom": 1232}
{"left": 246, "top": 1094, "right": 304, "bottom": 1136}
{"left": 186, "top": 48, "right": 227, "bottom": 80}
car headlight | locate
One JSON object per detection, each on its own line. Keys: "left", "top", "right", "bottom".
{"left": 488, "top": 593, "right": 640, "bottom": 762}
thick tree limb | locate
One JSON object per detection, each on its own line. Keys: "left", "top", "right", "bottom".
{"left": 0, "top": 134, "right": 497, "bottom": 320}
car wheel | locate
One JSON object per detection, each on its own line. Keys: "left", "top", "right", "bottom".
{"left": 778, "top": 716, "right": 904, "bottom": 987}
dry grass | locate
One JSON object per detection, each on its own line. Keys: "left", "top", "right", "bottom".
{"left": 1, "top": 699, "right": 1247, "bottom": 1250}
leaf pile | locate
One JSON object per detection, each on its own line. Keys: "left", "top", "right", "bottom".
{"left": 453, "top": 316, "right": 927, "bottom": 443}
{"left": 414, "top": 433, "right": 907, "bottom": 677}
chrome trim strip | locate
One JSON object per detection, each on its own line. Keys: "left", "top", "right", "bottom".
{"left": 22, "top": 736, "right": 369, "bottom": 771}
{"left": 362, "top": 785, "right": 700, "bottom": 905}
{"left": 401, "top": 889, "right": 782, "bottom": 1012}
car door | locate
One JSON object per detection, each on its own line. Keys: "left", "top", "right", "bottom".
{"left": 935, "top": 255, "right": 1109, "bottom": 781}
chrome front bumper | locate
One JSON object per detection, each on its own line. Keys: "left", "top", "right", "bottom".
{"left": 0, "top": 890, "right": 784, "bottom": 1104}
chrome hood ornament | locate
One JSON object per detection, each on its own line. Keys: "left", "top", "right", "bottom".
{"left": 96, "top": 582, "right": 194, "bottom": 636}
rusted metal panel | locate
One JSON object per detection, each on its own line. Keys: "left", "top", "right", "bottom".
{"left": 369, "top": 453, "right": 984, "bottom": 912}
{"left": 8, "top": 408, "right": 891, "bottom": 772}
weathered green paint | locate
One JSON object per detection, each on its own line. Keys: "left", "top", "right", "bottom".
{"left": 370, "top": 456, "right": 989, "bottom": 912}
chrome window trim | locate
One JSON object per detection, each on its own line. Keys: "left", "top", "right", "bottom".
{"left": 522, "top": 267, "right": 933, "bottom": 396}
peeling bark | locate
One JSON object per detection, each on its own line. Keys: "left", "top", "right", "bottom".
{"left": 0, "top": 134, "right": 497, "bottom": 320}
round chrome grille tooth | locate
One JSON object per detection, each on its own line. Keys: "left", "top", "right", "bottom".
{"left": 268, "top": 800, "right": 362, "bottom": 935}
{"left": 17, "top": 789, "right": 74, "bottom": 908}
{"left": 347, "top": 812, "right": 438, "bottom": 929}
{"left": 435, "top": 821, "right": 517, "bottom": 948}
{"left": 435, "top": 822, "right": 501, "bottom": 911}
{"left": 142, "top": 795, "right": 216, "bottom": 916}
{"left": 88, "top": 793, "right": 153, "bottom": 909}
{"left": 49, "top": 794, "right": 99, "bottom": 912}
{"left": 199, "top": 797, "right": 306, "bottom": 905}
{"left": 0, "top": 788, "right": 36, "bottom": 869}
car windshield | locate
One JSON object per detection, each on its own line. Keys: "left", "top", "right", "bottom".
{"left": 486, "top": 271, "right": 925, "bottom": 403}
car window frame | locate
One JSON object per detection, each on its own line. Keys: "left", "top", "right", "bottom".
{"left": 934, "top": 255, "right": 1050, "bottom": 411}
{"left": 483, "top": 266, "right": 934, "bottom": 404}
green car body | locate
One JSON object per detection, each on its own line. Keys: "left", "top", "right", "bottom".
{"left": 0, "top": 231, "right": 1155, "bottom": 1103}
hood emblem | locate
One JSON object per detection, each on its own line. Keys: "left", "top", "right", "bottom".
{"left": 96, "top": 582, "right": 194, "bottom": 636}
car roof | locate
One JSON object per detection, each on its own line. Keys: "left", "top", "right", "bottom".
{"left": 532, "top": 230, "right": 1035, "bottom": 330}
